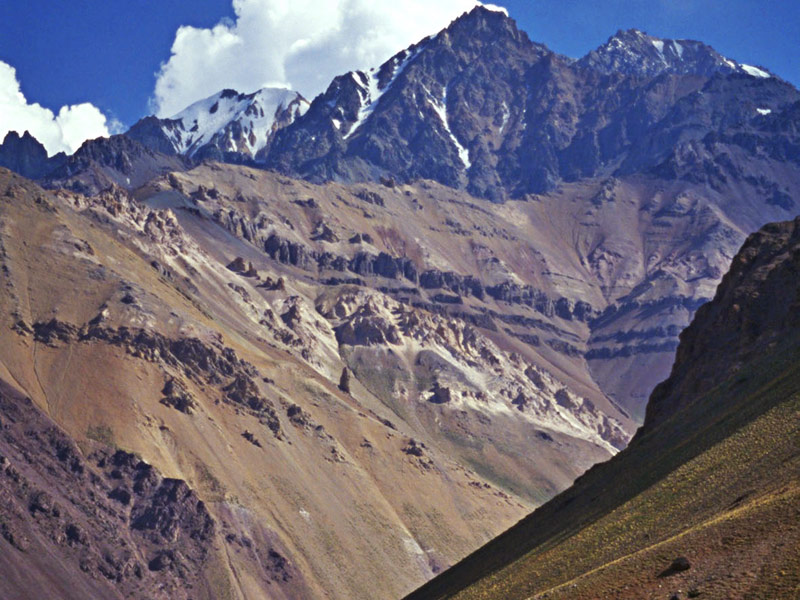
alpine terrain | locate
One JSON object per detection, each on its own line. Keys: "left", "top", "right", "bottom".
{"left": 0, "top": 5, "right": 798, "bottom": 600}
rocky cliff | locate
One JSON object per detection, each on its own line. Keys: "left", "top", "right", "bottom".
{"left": 264, "top": 7, "right": 799, "bottom": 202}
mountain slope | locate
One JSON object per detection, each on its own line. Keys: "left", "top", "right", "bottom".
{"left": 127, "top": 88, "right": 309, "bottom": 163}
{"left": 1, "top": 166, "right": 626, "bottom": 599}
{"left": 3, "top": 8, "right": 799, "bottom": 422}
{"left": 405, "top": 216, "right": 800, "bottom": 599}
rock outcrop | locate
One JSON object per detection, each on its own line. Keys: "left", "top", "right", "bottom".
{"left": 0, "top": 381, "right": 218, "bottom": 600}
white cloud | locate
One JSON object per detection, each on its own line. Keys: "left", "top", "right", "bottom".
{"left": 0, "top": 61, "right": 111, "bottom": 156}
{"left": 153, "top": 0, "right": 486, "bottom": 117}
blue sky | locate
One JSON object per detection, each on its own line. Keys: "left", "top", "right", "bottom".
{"left": 0, "top": 0, "right": 796, "bottom": 150}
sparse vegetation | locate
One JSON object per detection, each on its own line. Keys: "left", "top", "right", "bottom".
{"left": 407, "top": 333, "right": 800, "bottom": 600}
{"left": 85, "top": 424, "right": 115, "bottom": 447}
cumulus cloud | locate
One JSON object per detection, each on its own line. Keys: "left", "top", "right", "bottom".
{"left": 153, "top": 0, "right": 486, "bottom": 117}
{"left": 0, "top": 61, "right": 111, "bottom": 156}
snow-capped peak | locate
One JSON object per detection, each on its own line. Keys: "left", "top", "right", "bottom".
{"left": 162, "top": 87, "right": 308, "bottom": 159}
{"left": 579, "top": 29, "right": 774, "bottom": 81}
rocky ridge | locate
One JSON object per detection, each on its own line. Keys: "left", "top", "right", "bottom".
{"left": 263, "top": 7, "right": 799, "bottom": 201}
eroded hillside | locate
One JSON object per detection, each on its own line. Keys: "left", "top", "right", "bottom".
{"left": 405, "top": 217, "right": 800, "bottom": 600}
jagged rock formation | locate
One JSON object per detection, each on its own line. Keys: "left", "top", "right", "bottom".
{"left": 405, "top": 217, "right": 800, "bottom": 599}
{"left": 45, "top": 134, "right": 187, "bottom": 195}
{"left": 264, "top": 7, "right": 799, "bottom": 201}
{"left": 578, "top": 28, "right": 773, "bottom": 78}
{"left": 0, "top": 131, "right": 66, "bottom": 179}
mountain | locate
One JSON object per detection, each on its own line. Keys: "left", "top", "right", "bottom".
{"left": 263, "top": 7, "right": 798, "bottom": 201}
{"left": 0, "top": 6, "right": 796, "bottom": 426}
{"left": 127, "top": 87, "right": 309, "bottom": 163}
{"left": 0, "top": 165, "right": 625, "bottom": 599}
{"left": 404, "top": 216, "right": 800, "bottom": 599}
{"left": 44, "top": 134, "right": 188, "bottom": 196}
{"left": 0, "top": 131, "right": 66, "bottom": 179}
{"left": 0, "top": 7, "right": 799, "bottom": 599}
{"left": 578, "top": 28, "right": 773, "bottom": 79}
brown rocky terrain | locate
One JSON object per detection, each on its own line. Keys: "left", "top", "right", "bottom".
{"left": 0, "top": 379, "right": 225, "bottom": 600}
{"left": 0, "top": 167, "right": 586, "bottom": 599}
{"left": 0, "top": 7, "right": 798, "bottom": 599}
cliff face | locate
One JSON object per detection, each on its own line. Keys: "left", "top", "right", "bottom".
{"left": 644, "top": 216, "right": 800, "bottom": 431}
{"left": 405, "top": 216, "right": 800, "bottom": 600}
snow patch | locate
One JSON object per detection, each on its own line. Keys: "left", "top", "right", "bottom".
{"left": 165, "top": 88, "right": 307, "bottom": 157}
{"left": 673, "top": 40, "right": 684, "bottom": 59}
{"left": 651, "top": 39, "right": 664, "bottom": 55}
{"left": 343, "top": 47, "right": 422, "bottom": 141}
{"left": 756, "top": 107, "right": 772, "bottom": 115}
{"left": 499, "top": 101, "right": 510, "bottom": 134}
{"left": 479, "top": 3, "right": 509, "bottom": 16}
{"left": 425, "top": 85, "right": 471, "bottom": 169}
{"left": 741, "top": 64, "right": 770, "bottom": 78}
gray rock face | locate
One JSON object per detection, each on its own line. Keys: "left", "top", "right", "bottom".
{"left": 0, "top": 131, "right": 66, "bottom": 179}
{"left": 262, "top": 7, "right": 799, "bottom": 201}
{"left": 43, "top": 134, "right": 187, "bottom": 195}
{"left": 578, "top": 29, "right": 762, "bottom": 79}
{"left": 266, "top": 6, "right": 549, "bottom": 201}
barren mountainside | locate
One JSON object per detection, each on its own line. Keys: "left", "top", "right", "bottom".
{"left": 0, "top": 5, "right": 798, "bottom": 600}
{"left": 405, "top": 216, "right": 800, "bottom": 599}
{"left": 2, "top": 7, "right": 799, "bottom": 423}
{"left": 0, "top": 166, "right": 614, "bottom": 599}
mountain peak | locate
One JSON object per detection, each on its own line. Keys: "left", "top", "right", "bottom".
{"left": 476, "top": 3, "right": 509, "bottom": 16}
{"left": 0, "top": 129, "right": 65, "bottom": 179}
{"left": 127, "top": 86, "right": 308, "bottom": 161}
{"left": 579, "top": 29, "right": 773, "bottom": 80}
{"left": 443, "top": 2, "right": 532, "bottom": 48}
